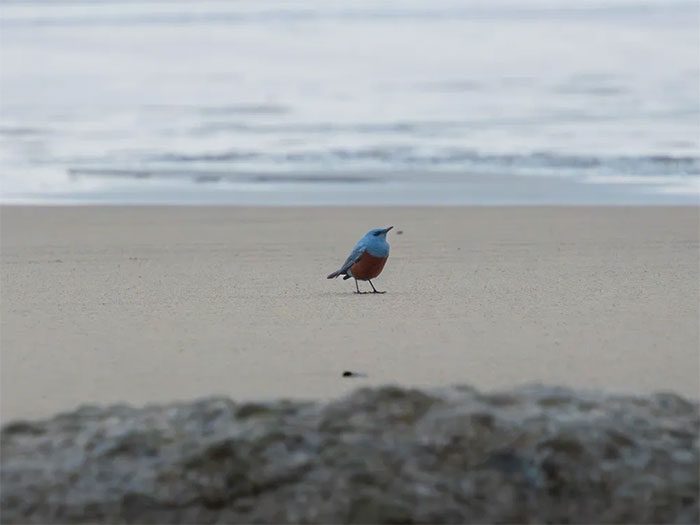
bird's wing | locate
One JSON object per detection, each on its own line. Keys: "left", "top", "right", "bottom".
{"left": 326, "top": 243, "right": 366, "bottom": 278}
{"left": 338, "top": 244, "right": 366, "bottom": 274}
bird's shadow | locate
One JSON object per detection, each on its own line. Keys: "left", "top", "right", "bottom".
{"left": 317, "top": 291, "right": 394, "bottom": 298}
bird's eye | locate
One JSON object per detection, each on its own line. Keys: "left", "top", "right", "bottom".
{"left": 374, "top": 232, "right": 380, "bottom": 236}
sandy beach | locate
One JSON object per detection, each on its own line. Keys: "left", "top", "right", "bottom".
{"left": 1, "top": 206, "right": 698, "bottom": 421}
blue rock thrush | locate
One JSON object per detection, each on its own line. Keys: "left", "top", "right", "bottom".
{"left": 327, "top": 226, "right": 393, "bottom": 294}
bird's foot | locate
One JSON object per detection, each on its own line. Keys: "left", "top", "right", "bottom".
{"left": 371, "top": 290, "right": 386, "bottom": 294}
{"left": 354, "top": 291, "right": 368, "bottom": 294}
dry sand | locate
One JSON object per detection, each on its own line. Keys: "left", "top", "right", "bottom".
{"left": 1, "top": 206, "right": 698, "bottom": 421}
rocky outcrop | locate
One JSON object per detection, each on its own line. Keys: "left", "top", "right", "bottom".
{"left": 2, "top": 385, "right": 698, "bottom": 524}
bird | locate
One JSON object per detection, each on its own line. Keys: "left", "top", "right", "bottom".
{"left": 327, "top": 226, "right": 393, "bottom": 294}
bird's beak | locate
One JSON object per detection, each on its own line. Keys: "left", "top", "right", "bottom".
{"left": 384, "top": 226, "right": 394, "bottom": 233}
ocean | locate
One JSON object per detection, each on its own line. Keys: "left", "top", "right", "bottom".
{"left": 1, "top": 0, "right": 698, "bottom": 204}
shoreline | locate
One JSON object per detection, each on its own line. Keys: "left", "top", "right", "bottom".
{"left": 2, "top": 205, "right": 698, "bottom": 421}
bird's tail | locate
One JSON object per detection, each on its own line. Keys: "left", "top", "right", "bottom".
{"left": 327, "top": 269, "right": 342, "bottom": 279}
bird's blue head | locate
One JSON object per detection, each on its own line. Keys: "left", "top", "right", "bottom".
{"left": 364, "top": 226, "right": 393, "bottom": 239}
{"left": 360, "top": 226, "right": 392, "bottom": 257}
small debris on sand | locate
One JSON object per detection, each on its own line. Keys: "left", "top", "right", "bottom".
{"left": 342, "top": 370, "right": 365, "bottom": 378}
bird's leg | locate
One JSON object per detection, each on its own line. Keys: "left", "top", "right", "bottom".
{"left": 368, "top": 280, "right": 386, "bottom": 294}
{"left": 354, "top": 279, "right": 364, "bottom": 294}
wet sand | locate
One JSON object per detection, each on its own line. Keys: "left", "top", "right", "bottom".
{"left": 1, "top": 206, "right": 698, "bottom": 421}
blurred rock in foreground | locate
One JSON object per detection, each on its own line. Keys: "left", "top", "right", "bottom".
{"left": 2, "top": 385, "right": 699, "bottom": 524}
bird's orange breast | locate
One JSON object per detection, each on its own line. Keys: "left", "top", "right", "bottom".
{"left": 349, "top": 252, "right": 388, "bottom": 280}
